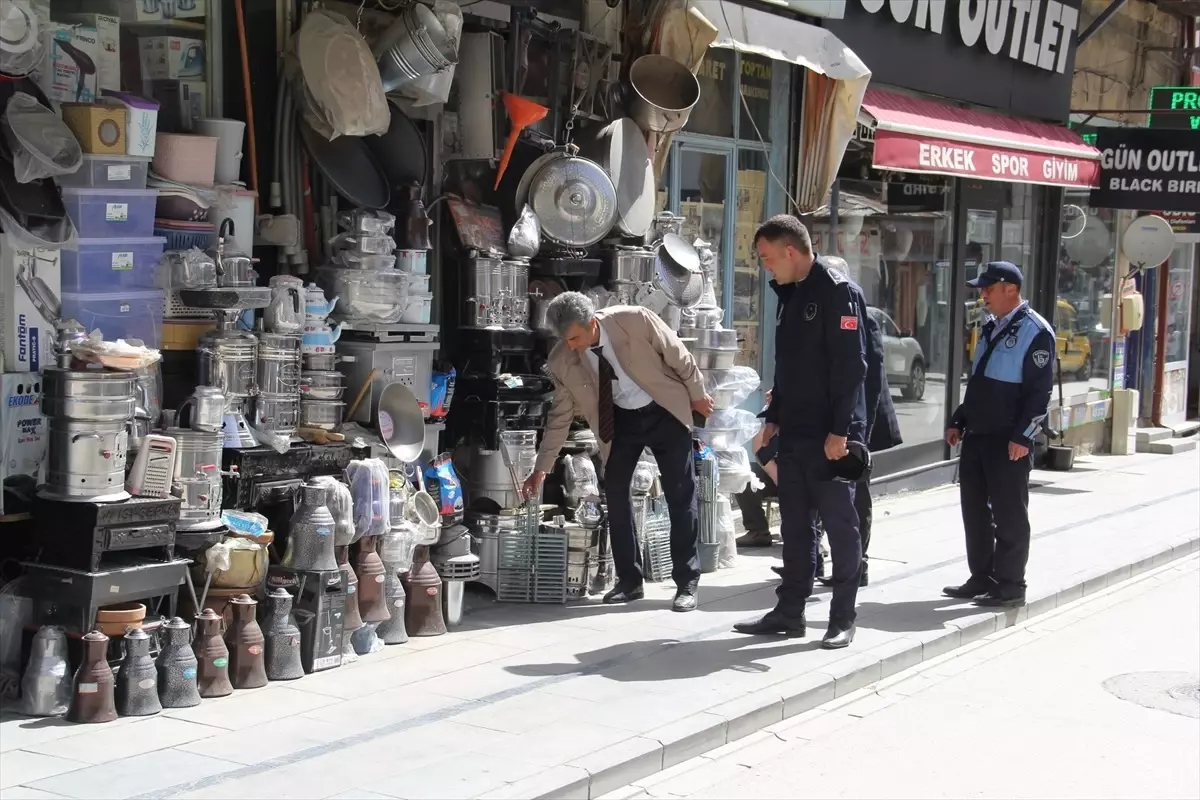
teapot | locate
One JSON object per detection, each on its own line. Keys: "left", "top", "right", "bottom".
{"left": 301, "top": 323, "right": 342, "bottom": 354}
{"left": 304, "top": 284, "right": 339, "bottom": 323}
{"left": 209, "top": 219, "right": 257, "bottom": 288}
{"left": 266, "top": 275, "right": 305, "bottom": 334}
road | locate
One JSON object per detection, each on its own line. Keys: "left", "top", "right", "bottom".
{"left": 614, "top": 556, "right": 1200, "bottom": 800}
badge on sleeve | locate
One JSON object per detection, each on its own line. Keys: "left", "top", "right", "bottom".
{"left": 1031, "top": 350, "right": 1050, "bottom": 368}
{"left": 840, "top": 316, "right": 858, "bottom": 331}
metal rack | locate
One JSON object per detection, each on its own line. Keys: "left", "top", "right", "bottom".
{"left": 496, "top": 500, "right": 568, "bottom": 604}
{"left": 636, "top": 495, "right": 672, "bottom": 583}
{"left": 697, "top": 456, "right": 719, "bottom": 546}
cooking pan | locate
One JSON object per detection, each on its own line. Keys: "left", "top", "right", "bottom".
{"left": 365, "top": 99, "right": 429, "bottom": 191}
{"left": 299, "top": 117, "right": 390, "bottom": 210}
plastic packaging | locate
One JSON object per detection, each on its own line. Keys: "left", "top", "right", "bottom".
{"left": 716, "top": 495, "right": 737, "bottom": 569}
{"left": 221, "top": 510, "right": 269, "bottom": 539}
{"left": 3, "top": 92, "right": 82, "bottom": 183}
{"left": 714, "top": 448, "right": 754, "bottom": 494}
{"left": 508, "top": 203, "right": 541, "bottom": 258}
{"left": 312, "top": 476, "right": 357, "bottom": 545}
{"left": 695, "top": 409, "right": 762, "bottom": 449}
{"left": 329, "top": 232, "right": 396, "bottom": 255}
{"left": 424, "top": 455, "right": 463, "bottom": 518}
{"left": 346, "top": 459, "right": 391, "bottom": 539}
{"left": 429, "top": 368, "right": 455, "bottom": 419}
{"left": 292, "top": 10, "right": 390, "bottom": 139}
{"left": 0, "top": 4, "right": 44, "bottom": 77}
{"left": 702, "top": 367, "right": 761, "bottom": 409}
{"left": 563, "top": 454, "right": 600, "bottom": 500}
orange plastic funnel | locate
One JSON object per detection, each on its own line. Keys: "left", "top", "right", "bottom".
{"left": 494, "top": 92, "right": 549, "bottom": 190}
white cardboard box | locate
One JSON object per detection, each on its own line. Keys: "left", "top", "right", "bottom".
{"left": 51, "top": 0, "right": 207, "bottom": 22}
{"left": 0, "top": 236, "right": 62, "bottom": 375}
{"left": 55, "top": 13, "right": 121, "bottom": 93}
{"left": 32, "top": 22, "right": 100, "bottom": 104}
{"left": 1, "top": 372, "right": 47, "bottom": 516}
{"left": 138, "top": 35, "right": 205, "bottom": 80}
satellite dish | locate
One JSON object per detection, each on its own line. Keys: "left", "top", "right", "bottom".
{"left": 1121, "top": 215, "right": 1175, "bottom": 270}
{"left": 1060, "top": 204, "right": 1087, "bottom": 239}
{"left": 1063, "top": 215, "right": 1112, "bottom": 269}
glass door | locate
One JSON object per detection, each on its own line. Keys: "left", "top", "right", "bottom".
{"left": 676, "top": 145, "right": 733, "bottom": 314}
{"left": 1156, "top": 243, "right": 1195, "bottom": 426}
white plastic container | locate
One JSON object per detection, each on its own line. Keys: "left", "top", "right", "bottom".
{"left": 399, "top": 273, "right": 431, "bottom": 295}
{"left": 400, "top": 293, "right": 432, "bottom": 324}
{"left": 396, "top": 249, "right": 428, "bottom": 274}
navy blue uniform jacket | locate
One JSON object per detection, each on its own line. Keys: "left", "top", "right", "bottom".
{"left": 764, "top": 256, "right": 869, "bottom": 447}
{"left": 951, "top": 303, "right": 1056, "bottom": 447}
{"left": 864, "top": 312, "right": 902, "bottom": 452}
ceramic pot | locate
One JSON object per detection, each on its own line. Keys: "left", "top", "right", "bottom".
{"left": 115, "top": 628, "right": 162, "bottom": 716}
{"left": 354, "top": 536, "right": 390, "bottom": 623}
{"left": 264, "top": 588, "right": 304, "bottom": 681}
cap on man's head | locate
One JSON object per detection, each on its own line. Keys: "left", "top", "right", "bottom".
{"left": 967, "top": 261, "right": 1023, "bottom": 289}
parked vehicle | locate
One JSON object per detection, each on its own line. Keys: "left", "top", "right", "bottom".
{"left": 868, "top": 307, "right": 927, "bottom": 401}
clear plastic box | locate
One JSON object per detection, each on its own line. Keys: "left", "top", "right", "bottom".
{"left": 61, "top": 237, "right": 166, "bottom": 292}
{"left": 56, "top": 155, "right": 153, "bottom": 190}
{"left": 60, "top": 289, "right": 165, "bottom": 348}
{"left": 60, "top": 188, "right": 159, "bottom": 238}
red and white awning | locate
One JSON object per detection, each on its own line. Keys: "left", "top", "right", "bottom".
{"left": 860, "top": 89, "right": 1100, "bottom": 189}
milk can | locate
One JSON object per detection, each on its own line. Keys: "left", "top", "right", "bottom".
{"left": 168, "top": 426, "right": 223, "bottom": 531}
{"left": 198, "top": 329, "right": 258, "bottom": 413}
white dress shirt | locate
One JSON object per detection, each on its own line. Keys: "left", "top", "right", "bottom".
{"left": 586, "top": 323, "right": 654, "bottom": 410}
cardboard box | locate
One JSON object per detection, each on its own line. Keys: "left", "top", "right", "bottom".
{"left": 1, "top": 372, "right": 48, "bottom": 516}
{"left": 0, "top": 236, "right": 62, "bottom": 375}
{"left": 145, "top": 79, "right": 206, "bottom": 132}
{"left": 101, "top": 92, "right": 161, "bottom": 157}
{"left": 54, "top": 13, "right": 121, "bottom": 92}
{"left": 32, "top": 22, "right": 100, "bottom": 104}
{"left": 138, "top": 35, "right": 204, "bottom": 80}
{"left": 52, "top": 0, "right": 207, "bottom": 22}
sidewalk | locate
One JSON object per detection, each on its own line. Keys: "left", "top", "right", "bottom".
{"left": 2, "top": 450, "right": 1197, "bottom": 800}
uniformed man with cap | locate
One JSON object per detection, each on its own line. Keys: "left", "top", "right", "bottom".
{"left": 733, "top": 215, "right": 870, "bottom": 649}
{"left": 944, "top": 261, "right": 1055, "bottom": 608}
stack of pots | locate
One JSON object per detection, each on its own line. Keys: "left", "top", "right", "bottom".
{"left": 298, "top": 369, "right": 345, "bottom": 431}
{"left": 254, "top": 333, "right": 302, "bottom": 438}
{"left": 602, "top": 245, "right": 656, "bottom": 307}
{"left": 39, "top": 367, "right": 136, "bottom": 501}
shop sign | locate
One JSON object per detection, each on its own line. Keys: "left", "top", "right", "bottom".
{"left": 857, "top": 0, "right": 1080, "bottom": 74}
{"left": 1090, "top": 128, "right": 1200, "bottom": 213}
{"left": 872, "top": 132, "right": 1099, "bottom": 188}
{"left": 886, "top": 174, "right": 950, "bottom": 211}
{"left": 1152, "top": 210, "right": 1200, "bottom": 235}
{"left": 1148, "top": 86, "right": 1200, "bottom": 131}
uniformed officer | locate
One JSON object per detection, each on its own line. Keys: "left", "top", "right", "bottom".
{"left": 733, "top": 215, "right": 869, "bottom": 649}
{"left": 944, "top": 261, "right": 1055, "bottom": 608}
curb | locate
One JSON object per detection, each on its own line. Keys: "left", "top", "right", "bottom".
{"left": 481, "top": 534, "right": 1200, "bottom": 800}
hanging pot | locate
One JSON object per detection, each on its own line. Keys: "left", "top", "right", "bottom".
{"left": 514, "top": 146, "right": 617, "bottom": 250}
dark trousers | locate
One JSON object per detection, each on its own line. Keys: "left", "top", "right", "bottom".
{"left": 733, "top": 461, "right": 777, "bottom": 534}
{"left": 775, "top": 445, "right": 862, "bottom": 626}
{"left": 958, "top": 434, "right": 1032, "bottom": 591}
{"left": 604, "top": 403, "right": 701, "bottom": 590}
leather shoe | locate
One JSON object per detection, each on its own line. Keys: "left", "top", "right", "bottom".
{"left": 736, "top": 530, "right": 774, "bottom": 548}
{"left": 817, "top": 562, "right": 869, "bottom": 588}
{"left": 672, "top": 589, "right": 698, "bottom": 612}
{"left": 820, "top": 623, "right": 855, "bottom": 649}
{"left": 733, "top": 610, "right": 806, "bottom": 636}
{"left": 972, "top": 589, "right": 1025, "bottom": 608}
{"left": 942, "top": 577, "right": 995, "bottom": 599}
{"left": 603, "top": 583, "right": 644, "bottom": 604}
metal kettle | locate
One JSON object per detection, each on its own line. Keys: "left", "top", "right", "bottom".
{"left": 209, "top": 219, "right": 257, "bottom": 288}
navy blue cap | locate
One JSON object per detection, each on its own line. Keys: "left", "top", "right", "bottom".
{"left": 967, "top": 261, "right": 1023, "bottom": 288}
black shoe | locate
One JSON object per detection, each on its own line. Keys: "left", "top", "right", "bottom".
{"left": 733, "top": 610, "right": 806, "bottom": 636}
{"left": 816, "top": 562, "right": 869, "bottom": 588}
{"left": 603, "top": 583, "right": 645, "bottom": 604}
{"left": 672, "top": 589, "right": 698, "bottom": 612}
{"left": 972, "top": 589, "right": 1026, "bottom": 608}
{"left": 942, "top": 577, "right": 995, "bottom": 600}
{"left": 736, "top": 530, "right": 774, "bottom": 548}
{"left": 820, "top": 623, "right": 855, "bottom": 649}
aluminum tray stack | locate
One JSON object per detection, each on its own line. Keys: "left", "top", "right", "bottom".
{"left": 496, "top": 502, "right": 568, "bottom": 604}
{"left": 635, "top": 495, "right": 673, "bottom": 583}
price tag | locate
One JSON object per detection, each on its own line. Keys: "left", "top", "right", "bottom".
{"left": 112, "top": 252, "right": 134, "bottom": 271}
{"left": 105, "top": 203, "right": 129, "bottom": 222}
{"left": 107, "top": 165, "right": 132, "bottom": 181}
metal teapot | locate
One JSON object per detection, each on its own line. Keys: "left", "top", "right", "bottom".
{"left": 266, "top": 275, "right": 305, "bottom": 334}
{"left": 209, "top": 219, "right": 257, "bottom": 288}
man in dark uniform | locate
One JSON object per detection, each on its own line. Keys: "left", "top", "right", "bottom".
{"left": 944, "top": 261, "right": 1055, "bottom": 608}
{"left": 733, "top": 215, "right": 870, "bottom": 649}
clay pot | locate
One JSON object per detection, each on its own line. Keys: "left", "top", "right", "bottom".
{"left": 337, "top": 546, "right": 363, "bottom": 632}
{"left": 94, "top": 602, "right": 146, "bottom": 638}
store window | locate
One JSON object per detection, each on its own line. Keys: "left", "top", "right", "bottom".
{"left": 733, "top": 149, "right": 768, "bottom": 368}
{"left": 679, "top": 150, "right": 728, "bottom": 304}
{"left": 686, "top": 50, "right": 735, "bottom": 138}
{"left": 812, "top": 174, "right": 955, "bottom": 451}
{"left": 1055, "top": 194, "right": 1118, "bottom": 394}
{"left": 1163, "top": 244, "right": 1194, "bottom": 366}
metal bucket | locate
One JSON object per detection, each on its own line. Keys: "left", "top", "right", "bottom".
{"left": 467, "top": 511, "right": 527, "bottom": 590}
{"left": 198, "top": 333, "right": 257, "bottom": 408}
{"left": 256, "top": 334, "right": 302, "bottom": 396}
{"left": 40, "top": 367, "right": 136, "bottom": 422}
{"left": 44, "top": 418, "right": 129, "bottom": 499}
{"left": 169, "top": 426, "right": 223, "bottom": 530}
{"left": 629, "top": 55, "right": 700, "bottom": 133}
{"left": 375, "top": 3, "right": 458, "bottom": 93}
{"left": 254, "top": 394, "right": 300, "bottom": 437}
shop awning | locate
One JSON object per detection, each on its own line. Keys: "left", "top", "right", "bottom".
{"left": 691, "top": 0, "right": 871, "bottom": 212}
{"left": 860, "top": 89, "right": 1101, "bottom": 189}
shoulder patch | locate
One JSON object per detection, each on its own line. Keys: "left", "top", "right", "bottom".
{"left": 840, "top": 316, "right": 858, "bottom": 331}
{"left": 1031, "top": 350, "right": 1050, "bottom": 368}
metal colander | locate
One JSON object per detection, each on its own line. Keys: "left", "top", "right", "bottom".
{"left": 652, "top": 251, "right": 704, "bottom": 307}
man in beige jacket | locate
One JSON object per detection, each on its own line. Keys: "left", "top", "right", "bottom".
{"left": 522, "top": 292, "right": 714, "bottom": 612}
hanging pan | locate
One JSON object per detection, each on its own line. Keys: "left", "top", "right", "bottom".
{"left": 364, "top": 99, "right": 428, "bottom": 192}
{"left": 298, "top": 117, "right": 390, "bottom": 210}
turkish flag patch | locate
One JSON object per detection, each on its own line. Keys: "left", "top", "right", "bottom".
{"left": 840, "top": 316, "right": 858, "bottom": 331}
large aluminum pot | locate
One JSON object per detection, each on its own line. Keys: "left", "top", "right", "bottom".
{"left": 256, "top": 333, "right": 302, "bottom": 396}
{"left": 629, "top": 55, "right": 701, "bottom": 134}
{"left": 40, "top": 367, "right": 136, "bottom": 422}
{"left": 44, "top": 418, "right": 129, "bottom": 499}
{"left": 604, "top": 246, "right": 655, "bottom": 284}
{"left": 254, "top": 394, "right": 300, "bottom": 437}
{"left": 198, "top": 330, "right": 258, "bottom": 407}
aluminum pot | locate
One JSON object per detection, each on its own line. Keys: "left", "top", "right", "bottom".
{"left": 41, "top": 367, "right": 136, "bottom": 422}
{"left": 299, "top": 399, "right": 345, "bottom": 431}
{"left": 299, "top": 371, "right": 344, "bottom": 400}
{"left": 375, "top": 2, "right": 457, "bottom": 93}
{"left": 691, "top": 328, "right": 738, "bottom": 349}
{"left": 628, "top": 55, "right": 701, "bottom": 134}
{"left": 691, "top": 347, "right": 737, "bottom": 370}
{"left": 256, "top": 333, "right": 302, "bottom": 396}
{"left": 44, "top": 418, "right": 129, "bottom": 499}
{"left": 198, "top": 331, "right": 258, "bottom": 408}
{"left": 604, "top": 247, "right": 655, "bottom": 283}
{"left": 254, "top": 394, "right": 300, "bottom": 436}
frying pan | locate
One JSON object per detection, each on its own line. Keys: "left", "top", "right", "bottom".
{"left": 364, "top": 99, "right": 428, "bottom": 192}
{"left": 298, "top": 117, "right": 390, "bottom": 210}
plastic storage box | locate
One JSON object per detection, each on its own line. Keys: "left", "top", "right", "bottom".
{"left": 61, "top": 188, "right": 158, "bottom": 238}
{"left": 56, "top": 155, "right": 153, "bottom": 190}
{"left": 61, "top": 237, "right": 166, "bottom": 292}
{"left": 61, "top": 289, "right": 165, "bottom": 348}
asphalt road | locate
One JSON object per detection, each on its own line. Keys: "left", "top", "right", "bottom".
{"left": 623, "top": 556, "right": 1200, "bottom": 800}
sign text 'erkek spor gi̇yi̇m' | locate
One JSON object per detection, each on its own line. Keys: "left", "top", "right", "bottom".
{"left": 871, "top": 134, "right": 1099, "bottom": 188}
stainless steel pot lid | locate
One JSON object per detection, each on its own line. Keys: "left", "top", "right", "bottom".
{"left": 583, "top": 118, "right": 654, "bottom": 238}
{"left": 660, "top": 233, "right": 700, "bottom": 273}
{"left": 522, "top": 151, "right": 617, "bottom": 249}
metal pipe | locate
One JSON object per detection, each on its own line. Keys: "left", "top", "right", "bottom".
{"left": 1077, "top": 0, "right": 1128, "bottom": 46}
{"left": 828, "top": 179, "right": 840, "bottom": 250}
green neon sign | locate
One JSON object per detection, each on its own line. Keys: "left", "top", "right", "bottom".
{"left": 1148, "top": 86, "right": 1200, "bottom": 130}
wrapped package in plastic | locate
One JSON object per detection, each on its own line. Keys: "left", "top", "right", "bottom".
{"left": 716, "top": 495, "right": 737, "bottom": 568}
{"left": 3, "top": 93, "right": 83, "bottom": 183}
{"left": 702, "top": 367, "right": 761, "bottom": 410}
{"left": 695, "top": 409, "right": 762, "bottom": 449}
{"left": 713, "top": 448, "right": 753, "bottom": 494}
{"left": 292, "top": 10, "right": 390, "bottom": 138}
{"left": 508, "top": 203, "right": 541, "bottom": 258}
{"left": 563, "top": 453, "right": 599, "bottom": 500}
{"left": 346, "top": 459, "right": 391, "bottom": 539}
{"left": 312, "top": 476, "right": 357, "bottom": 545}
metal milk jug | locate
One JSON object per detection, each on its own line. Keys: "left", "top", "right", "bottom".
{"left": 178, "top": 385, "right": 226, "bottom": 433}
{"left": 283, "top": 482, "right": 339, "bottom": 572}
{"left": 402, "top": 546, "right": 446, "bottom": 637}
{"left": 375, "top": 568, "right": 408, "bottom": 645}
{"left": 266, "top": 275, "right": 305, "bottom": 333}
{"left": 226, "top": 594, "right": 268, "bottom": 690}
{"left": 67, "top": 630, "right": 117, "bottom": 723}
{"left": 354, "top": 536, "right": 391, "bottom": 624}
{"left": 18, "top": 625, "right": 71, "bottom": 717}
{"left": 115, "top": 628, "right": 162, "bottom": 716}
{"left": 193, "top": 608, "right": 233, "bottom": 698}
{"left": 264, "top": 588, "right": 304, "bottom": 681}
{"left": 156, "top": 616, "right": 201, "bottom": 708}
{"left": 337, "top": 546, "right": 363, "bottom": 632}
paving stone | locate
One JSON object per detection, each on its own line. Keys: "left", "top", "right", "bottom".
{"left": 645, "top": 713, "right": 728, "bottom": 769}
{"left": 20, "top": 716, "right": 224, "bottom": 765}
{"left": 568, "top": 736, "right": 663, "bottom": 800}
{"left": 0, "top": 788, "right": 72, "bottom": 799}
{"left": 361, "top": 752, "right": 547, "bottom": 799}
{"left": 164, "top": 685, "right": 339, "bottom": 730}
{"left": 27, "top": 749, "right": 238, "bottom": 799}
{"left": 483, "top": 719, "right": 634, "bottom": 768}
{"left": 174, "top": 716, "right": 345, "bottom": 766}
{"left": 0, "top": 750, "right": 87, "bottom": 791}
{"left": 477, "top": 765, "right": 591, "bottom": 800}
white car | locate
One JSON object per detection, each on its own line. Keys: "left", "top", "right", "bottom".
{"left": 868, "top": 307, "right": 927, "bottom": 401}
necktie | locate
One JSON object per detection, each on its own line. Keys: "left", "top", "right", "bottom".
{"left": 592, "top": 345, "right": 616, "bottom": 443}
